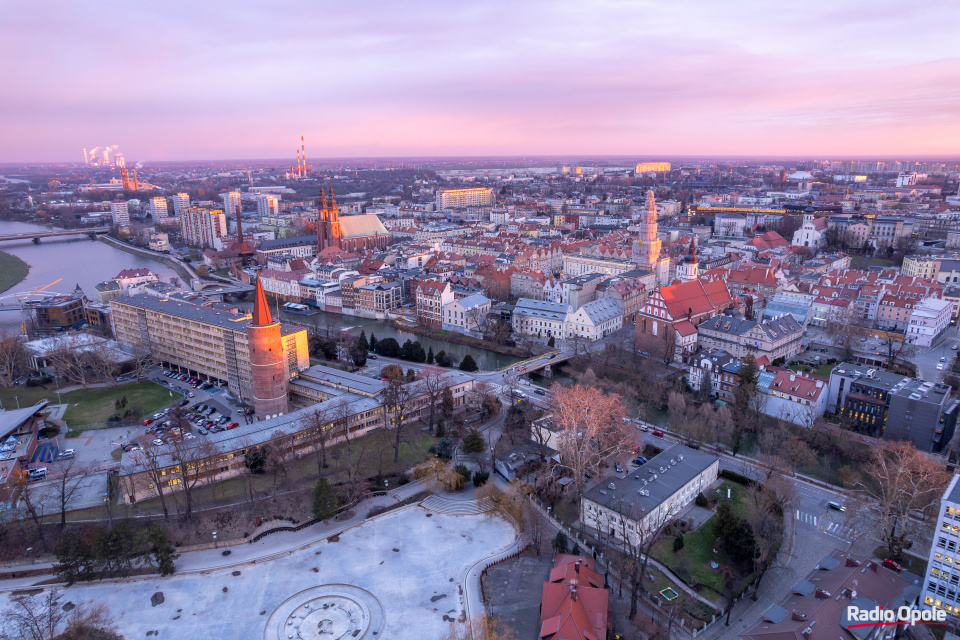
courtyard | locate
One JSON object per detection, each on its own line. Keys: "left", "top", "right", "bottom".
{"left": 0, "top": 504, "right": 517, "bottom": 639}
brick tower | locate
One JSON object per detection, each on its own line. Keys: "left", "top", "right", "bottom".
{"left": 247, "top": 278, "right": 288, "bottom": 420}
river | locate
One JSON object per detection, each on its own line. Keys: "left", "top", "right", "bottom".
{"left": 0, "top": 220, "right": 519, "bottom": 370}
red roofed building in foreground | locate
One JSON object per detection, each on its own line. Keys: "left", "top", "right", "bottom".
{"left": 635, "top": 277, "right": 737, "bottom": 362}
{"left": 539, "top": 554, "right": 609, "bottom": 640}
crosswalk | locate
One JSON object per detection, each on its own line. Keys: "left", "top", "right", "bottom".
{"left": 795, "top": 509, "right": 857, "bottom": 540}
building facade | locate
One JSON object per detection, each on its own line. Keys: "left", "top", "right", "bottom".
{"left": 436, "top": 187, "right": 495, "bottom": 209}
{"left": 179, "top": 207, "right": 228, "bottom": 248}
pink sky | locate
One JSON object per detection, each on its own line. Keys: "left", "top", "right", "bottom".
{"left": 1, "top": 0, "right": 959, "bottom": 162}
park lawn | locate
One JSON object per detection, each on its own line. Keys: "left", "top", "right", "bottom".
{"left": 0, "top": 385, "right": 57, "bottom": 410}
{"left": 712, "top": 481, "right": 751, "bottom": 517}
{"left": 653, "top": 516, "right": 730, "bottom": 601}
{"left": 0, "top": 250, "right": 29, "bottom": 294}
{"left": 61, "top": 381, "right": 177, "bottom": 427}
{"left": 789, "top": 362, "right": 836, "bottom": 378}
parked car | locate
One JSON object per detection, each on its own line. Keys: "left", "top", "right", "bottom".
{"left": 58, "top": 449, "right": 75, "bottom": 459}
{"left": 227, "top": 422, "right": 239, "bottom": 429}
{"left": 153, "top": 439, "right": 164, "bottom": 446}
{"left": 198, "top": 428, "right": 209, "bottom": 435}
{"left": 953, "top": 344, "right": 959, "bottom": 351}
{"left": 188, "top": 392, "right": 195, "bottom": 397}
{"left": 882, "top": 558, "right": 902, "bottom": 572}
{"left": 28, "top": 468, "right": 47, "bottom": 480}
{"left": 938, "top": 364, "right": 945, "bottom": 370}
{"left": 651, "top": 430, "right": 664, "bottom": 437}
{"left": 369, "top": 354, "right": 377, "bottom": 359}
{"left": 614, "top": 463, "right": 624, "bottom": 473}
{"left": 142, "top": 418, "right": 154, "bottom": 425}
{"left": 941, "top": 357, "right": 948, "bottom": 363}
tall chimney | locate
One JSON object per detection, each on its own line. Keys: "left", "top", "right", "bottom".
{"left": 302, "top": 135, "right": 306, "bottom": 176}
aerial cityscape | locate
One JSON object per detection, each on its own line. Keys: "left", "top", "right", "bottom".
{"left": 1, "top": 2, "right": 960, "bottom": 640}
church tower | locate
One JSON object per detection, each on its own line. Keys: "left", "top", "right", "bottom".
{"left": 633, "top": 190, "right": 665, "bottom": 278}
{"left": 676, "top": 238, "right": 700, "bottom": 283}
{"left": 246, "top": 279, "right": 288, "bottom": 420}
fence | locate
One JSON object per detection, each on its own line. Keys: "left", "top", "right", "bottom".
{"left": 248, "top": 490, "right": 389, "bottom": 543}
{"left": 478, "top": 543, "right": 531, "bottom": 603}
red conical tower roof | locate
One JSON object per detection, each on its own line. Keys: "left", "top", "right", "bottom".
{"left": 251, "top": 278, "right": 273, "bottom": 326}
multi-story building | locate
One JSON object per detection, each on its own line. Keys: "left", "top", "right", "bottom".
{"left": 221, "top": 190, "right": 242, "bottom": 217}
{"left": 922, "top": 475, "right": 960, "bottom": 617}
{"left": 436, "top": 187, "right": 495, "bottom": 209}
{"left": 31, "top": 286, "right": 88, "bottom": 330}
{"left": 562, "top": 255, "right": 635, "bottom": 278}
{"left": 761, "top": 369, "right": 828, "bottom": 426}
{"left": 148, "top": 233, "right": 170, "bottom": 252}
{"left": 109, "top": 293, "right": 309, "bottom": 403}
{"left": 696, "top": 310, "right": 803, "bottom": 363}
{"left": 907, "top": 298, "right": 953, "bottom": 347}
{"left": 355, "top": 281, "right": 402, "bottom": 316}
{"left": 146, "top": 196, "right": 168, "bottom": 223}
{"left": 171, "top": 193, "right": 190, "bottom": 217}
{"left": 414, "top": 280, "right": 453, "bottom": 328}
{"left": 179, "top": 207, "right": 227, "bottom": 248}
{"left": 110, "top": 200, "right": 129, "bottom": 227}
{"left": 635, "top": 161, "right": 670, "bottom": 173}
{"left": 442, "top": 293, "right": 491, "bottom": 334}
{"left": 566, "top": 296, "right": 623, "bottom": 341}
{"left": 512, "top": 298, "right": 571, "bottom": 341}
{"left": 256, "top": 193, "right": 280, "bottom": 218}
{"left": 582, "top": 444, "right": 718, "bottom": 546}
{"left": 827, "top": 363, "right": 959, "bottom": 453}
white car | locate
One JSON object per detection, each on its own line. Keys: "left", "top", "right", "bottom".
{"left": 152, "top": 439, "right": 164, "bottom": 446}
{"left": 58, "top": 449, "right": 75, "bottom": 459}
{"left": 937, "top": 364, "right": 945, "bottom": 370}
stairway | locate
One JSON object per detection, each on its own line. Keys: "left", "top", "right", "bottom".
{"left": 421, "top": 494, "right": 495, "bottom": 516}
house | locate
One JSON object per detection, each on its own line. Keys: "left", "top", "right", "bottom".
{"left": 414, "top": 280, "right": 454, "bottom": 328}
{"left": 442, "top": 293, "right": 491, "bottom": 334}
{"left": 907, "top": 298, "right": 953, "bottom": 347}
{"left": 539, "top": 554, "right": 609, "bottom": 640}
{"left": 567, "top": 297, "right": 623, "bottom": 342}
{"left": 739, "top": 550, "right": 919, "bottom": 640}
{"left": 761, "top": 369, "right": 828, "bottom": 427}
{"left": 512, "top": 298, "right": 572, "bottom": 341}
{"left": 685, "top": 349, "right": 739, "bottom": 397}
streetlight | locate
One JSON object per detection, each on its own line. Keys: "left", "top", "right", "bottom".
{"left": 212, "top": 531, "right": 218, "bottom": 549}
{"left": 26, "top": 547, "right": 33, "bottom": 564}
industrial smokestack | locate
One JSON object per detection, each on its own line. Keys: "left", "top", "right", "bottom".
{"left": 297, "top": 149, "right": 301, "bottom": 177}
{"left": 82, "top": 147, "right": 88, "bottom": 164}
{"left": 302, "top": 135, "right": 306, "bottom": 176}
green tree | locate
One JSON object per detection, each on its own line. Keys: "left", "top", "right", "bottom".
{"left": 427, "top": 347, "right": 435, "bottom": 364}
{"left": 552, "top": 531, "right": 568, "bottom": 554}
{"left": 459, "top": 354, "right": 478, "bottom": 372}
{"left": 312, "top": 477, "right": 340, "bottom": 520}
{"left": 358, "top": 330, "right": 369, "bottom": 351}
{"left": 147, "top": 524, "right": 179, "bottom": 577}
{"left": 435, "top": 350, "right": 451, "bottom": 367}
{"left": 547, "top": 336, "right": 555, "bottom": 348}
{"left": 369, "top": 332, "right": 378, "bottom": 351}
{"left": 349, "top": 343, "right": 367, "bottom": 367}
{"left": 54, "top": 531, "right": 92, "bottom": 585}
{"left": 673, "top": 532, "right": 685, "bottom": 552}
{"left": 376, "top": 337, "right": 400, "bottom": 357}
{"left": 435, "top": 416, "right": 445, "bottom": 437}
{"left": 472, "top": 471, "right": 489, "bottom": 487}
{"left": 461, "top": 429, "right": 487, "bottom": 455}
{"left": 454, "top": 464, "right": 472, "bottom": 481}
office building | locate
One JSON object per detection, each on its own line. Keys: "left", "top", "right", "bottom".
{"left": 436, "top": 187, "right": 495, "bottom": 209}
{"left": 828, "top": 363, "right": 959, "bottom": 453}
{"left": 179, "top": 207, "right": 227, "bottom": 248}
{"left": 109, "top": 293, "right": 309, "bottom": 405}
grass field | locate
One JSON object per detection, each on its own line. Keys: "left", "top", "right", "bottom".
{"left": 61, "top": 381, "right": 177, "bottom": 426}
{"left": 0, "top": 250, "right": 29, "bottom": 294}
{"left": 790, "top": 362, "right": 836, "bottom": 378}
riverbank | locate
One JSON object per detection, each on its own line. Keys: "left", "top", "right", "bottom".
{"left": 386, "top": 320, "right": 533, "bottom": 359}
{"left": 0, "top": 250, "right": 29, "bottom": 294}
{"left": 97, "top": 235, "right": 196, "bottom": 285}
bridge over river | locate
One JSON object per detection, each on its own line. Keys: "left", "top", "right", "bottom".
{"left": 0, "top": 227, "right": 112, "bottom": 243}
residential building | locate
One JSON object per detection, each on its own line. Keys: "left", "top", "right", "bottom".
{"left": 922, "top": 475, "right": 960, "bottom": 617}
{"left": 255, "top": 235, "right": 317, "bottom": 261}
{"left": 414, "top": 280, "right": 454, "bottom": 328}
{"left": 355, "top": 281, "right": 402, "bottom": 316}
{"left": 566, "top": 296, "right": 623, "bottom": 341}
{"left": 761, "top": 369, "right": 828, "bottom": 426}
{"left": 907, "top": 298, "right": 953, "bottom": 347}
{"left": 146, "top": 196, "right": 168, "bottom": 223}
{"left": 581, "top": 444, "right": 719, "bottom": 546}
{"left": 171, "top": 192, "right": 190, "bottom": 217}
{"left": 31, "top": 286, "right": 88, "bottom": 330}
{"left": 221, "top": 190, "right": 241, "bottom": 217}
{"left": 179, "top": 207, "right": 227, "bottom": 248}
{"left": 562, "top": 254, "right": 635, "bottom": 278}
{"left": 148, "top": 233, "right": 170, "bottom": 252}
{"left": 827, "top": 363, "right": 959, "bottom": 453}
{"left": 539, "top": 554, "right": 608, "bottom": 640}
{"left": 109, "top": 293, "right": 309, "bottom": 403}
{"left": 256, "top": 193, "right": 280, "bottom": 218}
{"left": 696, "top": 310, "right": 803, "bottom": 363}
{"left": 436, "top": 187, "right": 495, "bottom": 209}
{"left": 442, "top": 293, "right": 491, "bottom": 334}
{"left": 635, "top": 161, "right": 670, "bottom": 173}
{"left": 685, "top": 349, "right": 738, "bottom": 398}
{"left": 738, "top": 550, "right": 918, "bottom": 640}
{"left": 110, "top": 200, "right": 129, "bottom": 227}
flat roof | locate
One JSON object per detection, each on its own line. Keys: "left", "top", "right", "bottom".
{"left": 111, "top": 295, "right": 304, "bottom": 336}
{"left": 299, "top": 364, "right": 386, "bottom": 396}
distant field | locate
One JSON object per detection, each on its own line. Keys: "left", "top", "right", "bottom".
{"left": 0, "top": 250, "right": 29, "bottom": 294}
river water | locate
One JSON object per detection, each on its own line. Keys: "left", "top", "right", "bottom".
{"left": 0, "top": 220, "right": 519, "bottom": 370}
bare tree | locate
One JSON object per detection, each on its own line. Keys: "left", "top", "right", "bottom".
{"left": 550, "top": 383, "right": 630, "bottom": 494}
{"left": 381, "top": 377, "right": 416, "bottom": 464}
{"left": 51, "top": 456, "right": 94, "bottom": 530}
{"left": 129, "top": 340, "right": 153, "bottom": 383}
{"left": 168, "top": 431, "right": 221, "bottom": 519}
{"left": 418, "top": 365, "right": 448, "bottom": 434}
{"left": 0, "top": 327, "right": 28, "bottom": 388}
{"left": 304, "top": 405, "right": 333, "bottom": 473}
{"left": 440, "top": 613, "right": 519, "bottom": 640}
{"left": 856, "top": 441, "right": 951, "bottom": 561}
{"left": 129, "top": 435, "right": 172, "bottom": 519}
{"left": 0, "top": 587, "right": 66, "bottom": 640}
{"left": 17, "top": 473, "right": 52, "bottom": 552}
{"left": 622, "top": 502, "right": 672, "bottom": 619}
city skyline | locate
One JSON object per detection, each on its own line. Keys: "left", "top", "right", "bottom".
{"left": 2, "top": 0, "right": 959, "bottom": 162}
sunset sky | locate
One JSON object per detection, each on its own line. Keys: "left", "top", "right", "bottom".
{"left": 2, "top": 0, "right": 959, "bottom": 162}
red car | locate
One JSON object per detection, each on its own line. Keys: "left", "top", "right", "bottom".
{"left": 142, "top": 418, "right": 154, "bottom": 425}
{"left": 652, "top": 430, "right": 664, "bottom": 437}
{"left": 882, "top": 558, "right": 902, "bottom": 572}
{"left": 227, "top": 422, "right": 239, "bottom": 430}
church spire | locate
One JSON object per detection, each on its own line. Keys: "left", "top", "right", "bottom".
{"left": 328, "top": 180, "right": 341, "bottom": 247}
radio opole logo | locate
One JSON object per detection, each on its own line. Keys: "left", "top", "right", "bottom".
{"left": 847, "top": 606, "right": 946, "bottom": 628}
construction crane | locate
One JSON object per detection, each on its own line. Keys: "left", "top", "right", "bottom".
{"left": 14, "top": 278, "right": 63, "bottom": 305}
